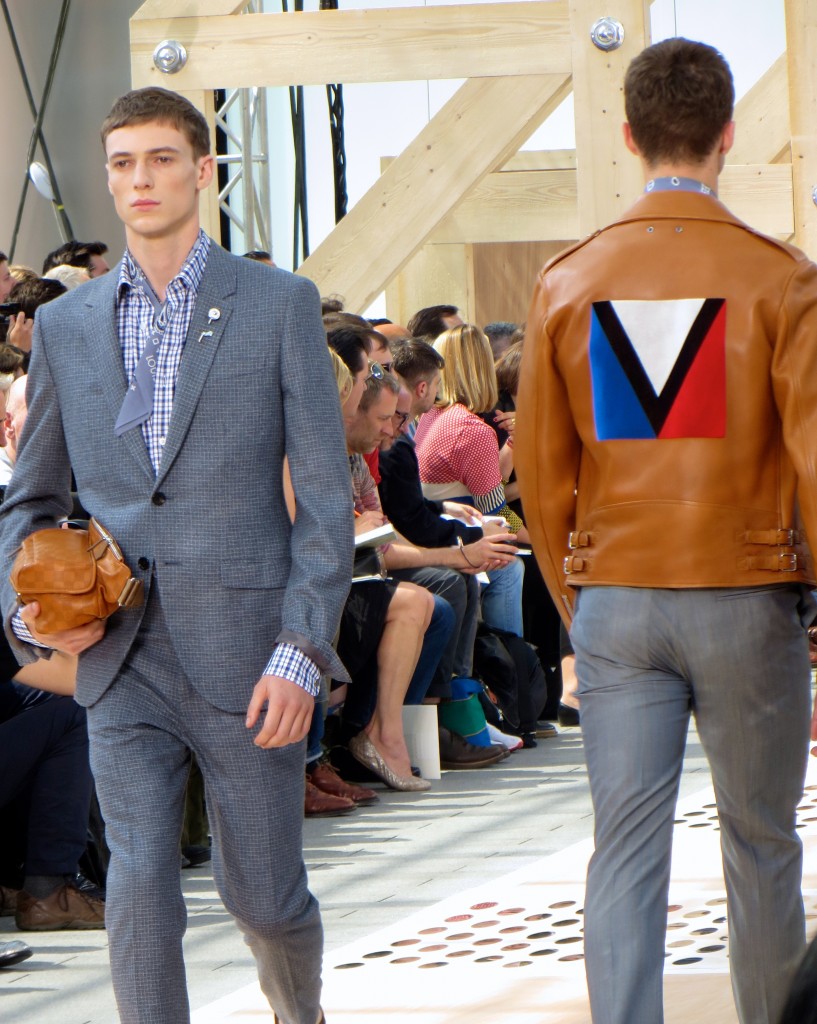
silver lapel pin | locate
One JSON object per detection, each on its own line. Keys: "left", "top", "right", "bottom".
{"left": 198, "top": 308, "right": 221, "bottom": 343}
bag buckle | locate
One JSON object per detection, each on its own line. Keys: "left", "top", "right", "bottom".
{"left": 117, "top": 577, "right": 144, "bottom": 609}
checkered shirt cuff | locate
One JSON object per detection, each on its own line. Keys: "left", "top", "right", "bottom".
{"left": 263, "top": 643, "right": 321, "bottom": 697}
{"left": 11, "top": 609, "right": 51, "bottom": 649}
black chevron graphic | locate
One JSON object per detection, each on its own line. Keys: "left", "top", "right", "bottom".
{"left": 591, "top": 298, "right": 725, "bottom": 435}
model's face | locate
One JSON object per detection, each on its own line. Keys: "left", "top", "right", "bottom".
{"left": 105, "top": 121, "right": 212, "bottom": 243}
{"left": 0, "top": 262, "right": 14, "bottom": 303}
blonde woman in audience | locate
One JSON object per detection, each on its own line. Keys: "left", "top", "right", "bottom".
{"left": 414, "top": 323, "right": 527, "bottom": 635}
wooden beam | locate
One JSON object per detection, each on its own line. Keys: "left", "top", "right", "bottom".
{"left": 433, "top": 169, "right": 578, "bottom": 243}
{"left": 130, "top": 2, "right": 571, "bottom": 89}
{"left": 785, "top": 0, "right": 817, "bottom": 256}
{"left": 569, "top": 0, "right": 649, "bottom": 234}
{"left": 177, "top": 90, "right": 221, "bottom": 238}
{"left": 720, "top": 164, "right": 793, "bottom": 238}
{"left": 297, "top": 73, "right": 572, "bottom": 311}
{"left": 132, "top": 0, "right": 245, "bottom": 19}
{"left": 417, "top": 163, "right": 792, "bottom": 245}
{"left": 385, "top": 244, "right": 475, "bottom": 327}
{"left": 729, "top": 54, "right": 790, "bottom": 165}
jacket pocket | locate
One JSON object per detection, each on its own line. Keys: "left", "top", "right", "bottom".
{"left": 220, "top": 559, "right": 289, "bottom": 589}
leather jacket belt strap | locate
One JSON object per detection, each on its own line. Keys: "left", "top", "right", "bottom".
{"left": 738, "top": 553, "right": 798, "bottom": 572}
{"left": 740, "top": 529, "right": 800, "bottom": 545}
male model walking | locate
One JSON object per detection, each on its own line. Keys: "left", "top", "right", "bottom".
{"left": 516, "top": 38, "right": 817, "bottom": 1024}
{"left": 0, "top": 87, "right": 351, "bottom": 1024}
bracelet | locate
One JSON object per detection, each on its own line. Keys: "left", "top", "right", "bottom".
{"left": 457, "top": 536, "right": 480, "bottom": 569}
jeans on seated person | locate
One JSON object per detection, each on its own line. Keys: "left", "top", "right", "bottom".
{"left": 0, "top": 683, "right": 93, "bottom": 883}
{"left": 481, "top": 556, "right": 525, "bottom": 637}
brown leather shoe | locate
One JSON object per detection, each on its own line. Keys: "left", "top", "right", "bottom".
{"left": 16, "top": 878, "right": 105, "bottom": 931}
{"left": 309, "top": 760, "right": 379, "bottom": 806}
{"left": 0, "top": 885, "right": 20, "bottom": 917}
{"left": 304, "top": 779, "right": 355, "bottom": 817}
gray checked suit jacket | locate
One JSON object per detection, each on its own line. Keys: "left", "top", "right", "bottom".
{"left": 0, "top": 241, "right": 353, "bottom": 711}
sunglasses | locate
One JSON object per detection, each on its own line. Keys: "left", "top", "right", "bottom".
{"left": 364, "top": 361, "right": 385, "bottom": 383}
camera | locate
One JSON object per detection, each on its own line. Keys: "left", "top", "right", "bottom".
{"left": 0, "top": 302, "right": 23, "bottom": 335}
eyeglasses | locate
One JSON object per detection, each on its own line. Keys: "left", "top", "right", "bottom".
{"left": 381, "top": 361, "right": 393, "bottom": 373}
{"left": 393, "top": 411, "right": 410, "bottom": 430}
{"left": 364, "top": 361, "right": 384, "bottom": 383}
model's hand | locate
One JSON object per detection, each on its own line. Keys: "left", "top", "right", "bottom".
{"left": 20, "top": 601, "right": 105, "bottom": 654}
{"left": 811, "top": 689, "right": 817, "bottom": 757}
{"left": 246, "top": 674, "right": 313, "bottom": 748}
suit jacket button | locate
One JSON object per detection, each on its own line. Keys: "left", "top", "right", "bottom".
{"left": 138, "top": 557, "right": 150, "bottom": 571}
{"left": 152, "top": 492, "right": 166, "bottom": 506}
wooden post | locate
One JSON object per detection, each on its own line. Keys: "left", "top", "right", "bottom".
{"left": 784, "top": 0, "right": 817, "bottom": 256}
{"left": 297, "top": 73, "right": 572, "bottom": 310}
{"left": 568, "top": 0, "right": 649, "bottom": 235}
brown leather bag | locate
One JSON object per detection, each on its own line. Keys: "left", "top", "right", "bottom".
{"left": 10, "top": 518, "right": 143, "bottom": 635}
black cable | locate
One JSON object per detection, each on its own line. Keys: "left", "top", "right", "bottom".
{"left": 3, "top": 0, "right": 74, "bottom": 259}
{"left": 320, "top": 0, "right": 348, "bottom": 223}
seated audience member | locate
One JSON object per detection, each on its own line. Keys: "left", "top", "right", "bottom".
{"left": 322, "top": 334, "right": 449, "bottom": 791}
{"left": 7, "top": 265, "right": 39, "bottom": 287}
{"left": 5, "top": 277, "right": 67, "bottom": 363}
{"left": 43, "top": 264, "right": 91, "bottom": 291}
{"left": 558, "top": 623, "right": 580, "bottom": 727}
{"left": 778, "top": 933, "right": 817, "bottom": 1024}
{"left": 483, "top": 321, "right": 518, "bottom": 362}
{"left": 0, "top": 253, "right": 14, "bottom": 302}
{"left": 414, "top": 324, "right": 527, "bottom": 636}
{"left": 407, "top": 304, "right": 463, "bottom": 343}
{"left": 485, "top": 339, "right": 564, "bottom": 720}
{"left": 347, "top": 369, "right": 514, "bottom": 770}
{"left": 0, "top": 375, "right": 26, "bottom": 489}
{"left": 242, "top": 250, "right": 275, "bottom": 266}
{"left": 0, "top": 642, "right": 105, "bottom": 930}
{"left": 300, "top": 352, "right": 380, "bottom": 815}
{"left": 325, "top": 313, "right": 392, "bottom": 482}
{"left": 371, "top": 320, "right": 411, "bottom": 350}
{"left": 41, "top": 240, "right": 109, "bottom": 278}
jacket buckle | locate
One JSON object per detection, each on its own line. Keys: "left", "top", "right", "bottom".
{"left": 779, "top": 552, "right": 798, "bottom": 572}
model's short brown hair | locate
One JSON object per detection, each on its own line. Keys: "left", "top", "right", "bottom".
{"left": 101, "top": 87, "right": 210, "bottom": 159}
{"left": 624, "top": 38, "right": 734, "bottom": 166}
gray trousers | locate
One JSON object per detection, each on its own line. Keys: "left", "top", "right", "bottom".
{"left": 86, "top": 591, "right": 322, "bottom": 1024}
{"left": 571, "top": 585, "right": 812, "bottom": 1024}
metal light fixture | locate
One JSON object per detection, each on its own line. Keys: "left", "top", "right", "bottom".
{"left": 28, "top": 161, "right": 69, "bottom": 242}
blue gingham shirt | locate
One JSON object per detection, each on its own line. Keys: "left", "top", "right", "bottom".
{"left": 16, "top": 231, "right": 320, "bottom": 697}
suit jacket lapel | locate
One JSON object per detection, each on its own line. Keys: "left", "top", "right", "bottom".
{"left": 83, "top": 268, "right": 155, "bottom": 482}
{"left": 155, "top": 246, "right": 236, "bottom": 487}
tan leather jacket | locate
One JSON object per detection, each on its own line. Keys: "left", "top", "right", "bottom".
{"left": 515, "top": 190, "right": 817, "bottom": 624}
